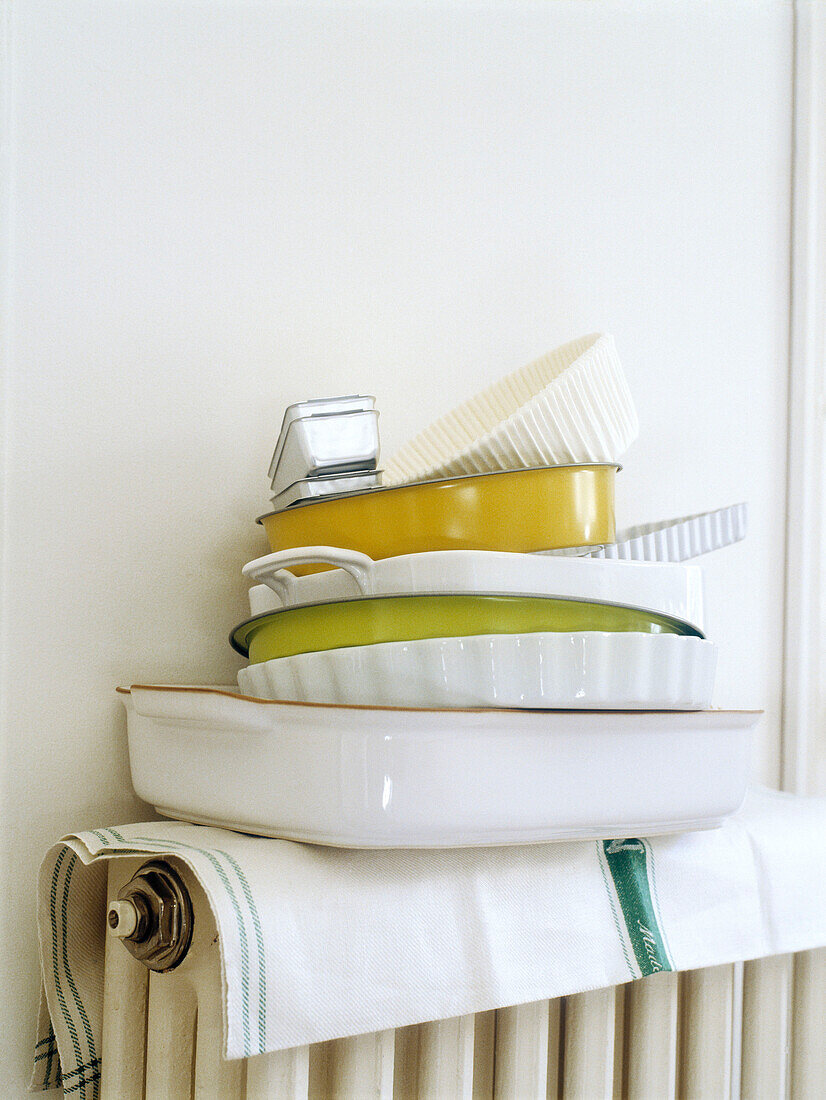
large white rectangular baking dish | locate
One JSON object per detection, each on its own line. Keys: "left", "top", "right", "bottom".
{"left": 121, "top": 686, "right": 757, "bottom": 849}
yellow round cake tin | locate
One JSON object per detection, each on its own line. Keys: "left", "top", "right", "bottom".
{"left": 230, "top": 592, "right": 702, "bottom": 663}
{"left": 257, "top": 464, "right": 617, "bottom": 575}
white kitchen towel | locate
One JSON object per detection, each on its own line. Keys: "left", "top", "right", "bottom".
{"left": 32, "top": 786, "right": 826, "bottom": 1095}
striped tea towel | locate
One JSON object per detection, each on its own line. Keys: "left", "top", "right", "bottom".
{"left": 32, "top": 786, "right": 826, "bottom": 1095}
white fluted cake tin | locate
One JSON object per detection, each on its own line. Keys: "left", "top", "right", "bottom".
{"left": 540, "top": 503, "right": 748, "bottom": 562}
{"left": 384, "top": 333, "right": 638, "bottom": 485}
{"left": 122, "top": 685, "right": 757, "bottom": 848}
{"left": 243, "top": 545, "right": 704, "bottom": 632}
{"left": 238, "top": 631, "right": 717, "bottom": 710}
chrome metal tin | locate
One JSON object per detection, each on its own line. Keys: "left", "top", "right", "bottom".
{"left": 268, "top": 395, "right": 377, "bottom": 483}
{"left": 270, "top": 410, "right": 380, "bottom": 496}
{"left": 271, "top": 469, "right": 384, "bottom": 510}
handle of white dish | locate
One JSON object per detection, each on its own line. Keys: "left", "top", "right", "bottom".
{"left": 242, "top": 546, "right": 376, "bottom": 605}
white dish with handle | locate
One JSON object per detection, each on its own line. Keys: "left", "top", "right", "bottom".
{"left": 243, "top": 545, "right": 704, "bottom": 632}
{"left": 238, "top": 631, "right": 717, "bottom": 711}
{"left": 122, "top": 684, "right": 757, "bottom": 848}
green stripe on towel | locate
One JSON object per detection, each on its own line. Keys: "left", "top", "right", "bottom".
{"left": 50, "top": 849, "right": 101, "bottom": 1099}
{"left": 601, "top": 839, "right": 673, "bottom": 976}
{"left": 129, "top": 834, "right": 266, "bottom": 1057}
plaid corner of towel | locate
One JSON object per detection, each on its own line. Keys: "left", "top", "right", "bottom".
{"left": 33, "top": 841, "right": 109, "bottom": 1100}
{"left": 30, "top": 994, "right": 64, "bottom": 1094}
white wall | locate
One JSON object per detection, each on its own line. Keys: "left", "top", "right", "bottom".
{"left": 1, "top": 1, "right": 792, "bottom": 1092}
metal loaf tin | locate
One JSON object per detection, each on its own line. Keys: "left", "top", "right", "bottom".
{"left": 268, "top": 396, "right": 379, "bottom": 495}
{"left": 270, "top": 470, "right": 384, "bottom": 510}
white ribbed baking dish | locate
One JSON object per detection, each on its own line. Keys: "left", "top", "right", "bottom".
{"left": 540, "top": 503, "right": 748, "bottom": 562}
{"left": 238, "top": 631, "right": 717, "bottom": 710}
{"left": 384, "top": 333, "right": 638, "bottom": 484}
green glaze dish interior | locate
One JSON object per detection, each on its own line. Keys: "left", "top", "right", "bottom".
{"left": 231, "top": 593, "right": 703, "bottom": 663}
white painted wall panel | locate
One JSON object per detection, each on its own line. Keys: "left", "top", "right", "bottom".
{"left": 0, "top": 2, "right": 792, "bottom": 1092}
{"left": 784, "top": 1, "right": 826, "bottom": 798}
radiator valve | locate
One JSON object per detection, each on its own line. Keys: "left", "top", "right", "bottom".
{"left": 107, "top": 860, "right": 194, "bottom": 972}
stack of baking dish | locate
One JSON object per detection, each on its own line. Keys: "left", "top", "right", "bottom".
{"left": 233, "top": 333, "right": 739, "bottom": 711}
{"left": 123, "top": 333, "right": 757, "bottom": 847}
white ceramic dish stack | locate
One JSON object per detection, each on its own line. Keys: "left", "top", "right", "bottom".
{"left": 238, "top": 631, "right": 718, "bottom": 710}
{"left": 117, "top": 337, "right": 756, "bottom": 849}
{"left": 122, "top": 685, "right": 758, "bottom": 848}
{"left": 384, "top": 333, "right": 638, "bottom": 485}
{"left": 242, "top": 545, "right": 705, "bottom": 631}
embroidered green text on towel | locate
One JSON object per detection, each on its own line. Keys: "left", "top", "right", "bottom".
{"left": 600, "top": 838, "right": 673, "bottom": 977}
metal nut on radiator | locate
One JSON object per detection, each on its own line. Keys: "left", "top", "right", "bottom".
{"left": 107, "top": 860, "right": 194, "bottom": 972}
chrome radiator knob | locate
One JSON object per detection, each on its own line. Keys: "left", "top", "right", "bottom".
{"left": 107, "top": 860, "right": 193, "bottom": 972}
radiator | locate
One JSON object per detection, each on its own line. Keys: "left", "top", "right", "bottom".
{"left": 101, "top": 857, "right": 826, "bottom": 1100}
